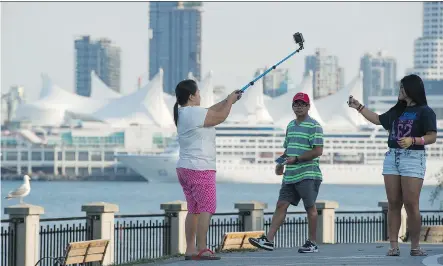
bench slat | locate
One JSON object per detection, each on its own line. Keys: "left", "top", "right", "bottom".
{"left": 68, "top": 246, "right": 107, "bottom": 256}
{"left": 218, "top": 231, "right": 265, "bottom": 251}
{"left": 65, "top": 254, "right": 104, "bottom": 264}
{"left": 62, "top": 239, "right": 109, "bottom": 265}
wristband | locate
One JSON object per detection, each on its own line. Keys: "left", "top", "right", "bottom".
{"left": 412, "top": 137, "right": 416, "bottom": 145}
{"left": 357, "top": 104, "right": 365, "bottom": 112}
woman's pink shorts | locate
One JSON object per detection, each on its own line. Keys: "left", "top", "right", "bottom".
{"left": 176, "top": 168, "right": 216, "bottom": 214}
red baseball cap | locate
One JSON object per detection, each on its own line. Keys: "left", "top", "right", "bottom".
{"left": 292, "top": 92, "right": 310, "bottom": 104}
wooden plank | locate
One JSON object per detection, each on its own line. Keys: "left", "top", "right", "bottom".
{"left": 68, "top": 242, "right": 90, "bottom": 250}
{"left": 219, "top": 231, "right": 265, "bottom": 251}
{"left": 87, "top": 246, "right": 107, "bottom": 255}
{"left": 68, "top": 239, "right": 108, "bottom": 249}
{"left": 64, "top": 254, "right": 104, "bottom": 264}
{"left": 84, "top": 254, "right": 105, "bottom": 263}
{"left": 63, "top": 239, "right": 109, "bottom": 264}
{"left": 68, "top": 248, "right": 87, "bottom": 256}
{"left": 241, "top": 243, "right": 256, "bottom": 249}
{"left": 223, "top": 244, "right": 242, "bottom": 250}
{"left": 420, "top": 226, "right": 443, "bottom": 243}
{"left": 65, "top": 256, "right": 86, "bottom": 264}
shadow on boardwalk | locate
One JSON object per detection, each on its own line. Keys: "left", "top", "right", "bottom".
{"left": 144, "top": 243, "right": 443, "bottom": 266}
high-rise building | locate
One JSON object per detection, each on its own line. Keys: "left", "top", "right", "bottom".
{"left": 75, "top": 36, "right": 121, "bottom": 97}
{"left": 304, "top": 48, "right": 344, "bottom": 100}
{"left": 254, "top": 67, "right": 292, "bottom": 98}
{"left": 149, "top": 2, "right": 202, "bottom": 94}
{"left": 409, "top": 1, "right": 443, "bottom": 80}
{"left": 360, "top": 50, "right": 397, "bottom": 105}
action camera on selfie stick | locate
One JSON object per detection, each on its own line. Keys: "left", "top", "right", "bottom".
{"left": 239, "top": 32, "right": 305, "bottom": 95}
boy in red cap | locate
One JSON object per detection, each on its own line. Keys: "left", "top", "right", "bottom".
{"left": 249, "top": 92, "right": 324, "bottom": 253}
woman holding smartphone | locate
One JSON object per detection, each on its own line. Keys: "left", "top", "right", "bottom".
{"left": 347, "top": 74, "right": 437, "bottom": 256}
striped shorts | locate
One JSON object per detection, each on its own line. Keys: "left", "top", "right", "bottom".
{"left": 176, "top": 168, "right": 217, "bottom": 214}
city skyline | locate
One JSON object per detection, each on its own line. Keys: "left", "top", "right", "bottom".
{"left": 2, "top": 2, "right": 422, "bottom": 101}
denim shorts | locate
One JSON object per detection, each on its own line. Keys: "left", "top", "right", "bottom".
{"left": 382, "top": 148, "right": 426, "bottom": 179}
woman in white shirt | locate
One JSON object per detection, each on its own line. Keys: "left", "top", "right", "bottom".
{"left": 174, "top": 79, "right": 242, "bottom": 260}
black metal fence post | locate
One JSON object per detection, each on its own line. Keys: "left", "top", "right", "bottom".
{"left": 1, "top": 218, "right": 20, "bottom": 266}
{"left": 163, "top": 212, "right": 174, "bottom": 256}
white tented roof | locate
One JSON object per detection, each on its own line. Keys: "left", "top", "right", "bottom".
{"left": 90, "top": 71, "right": 121, "bottom": 99}
{"left": 227, "top": 69, "right": 274, "bottom": 124}
{"left": 13, "top": 69, "right": 368, "bottom": 131}
{"left": 315, "top": 71, "right": 368, "bottom": 130}
{"left": 14, "top": 74, "right": 111, "bottom": 126}
{"left": 13, "top": 70, "right": 174, "bottom": 128}
{"left": 89, "top": 69, "right": 174, "bottom": 128}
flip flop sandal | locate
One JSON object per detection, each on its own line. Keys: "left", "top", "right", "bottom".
{"left": 188, "top": 248, "right": 221, "bottom": 260}
{"left": 410, "top": 248, "right": 428, "bottom": 256}
{"left": 386, "top": 247, "right": 400, "bottom": 256}
{"left": 184, "top": 254, "right": 196, "bottom": 260}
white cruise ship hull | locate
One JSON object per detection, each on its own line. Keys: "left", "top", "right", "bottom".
{"left": 116, "top": 154, "right": 442, "bottom": 186}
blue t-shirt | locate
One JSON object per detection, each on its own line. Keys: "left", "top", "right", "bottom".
{"left": 379, "top": 105, "right": 437, "bottom": 150}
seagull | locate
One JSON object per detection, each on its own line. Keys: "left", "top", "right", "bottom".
{"left": 4, "top": 175, "right": 31, "bottom": 204}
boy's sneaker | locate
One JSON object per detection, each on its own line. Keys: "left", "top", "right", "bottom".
{"left": 298, "top": 239, "right": 318, "bottom": 253}
{"left": 248, "top": 235, "right": 274, "bottom": 251}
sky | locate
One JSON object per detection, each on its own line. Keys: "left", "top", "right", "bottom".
{"left": 2, "top": 1, "right": 422, "bottom": 101}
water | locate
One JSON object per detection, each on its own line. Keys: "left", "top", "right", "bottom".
{"left": 1, "top": 181, "right": 442, "bottom": 218}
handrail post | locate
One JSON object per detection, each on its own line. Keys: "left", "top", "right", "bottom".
{"left": 234, "top": 201, "right": 267, "bottom": 232}
{"left": 4, "top": 204, "right": 44, "bottom": 266}
{"left": 82, "top": 202, "right": 119, "bottom": 265}
{"left": 160, "top": 201, "right": 187, "bottom": 255}
{"left": 316, "top": 200, "right": 339, "bottom": 244}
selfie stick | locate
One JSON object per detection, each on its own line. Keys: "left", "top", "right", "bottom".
{"left": 240, "top": 32, "right": 305, "bottom": 93}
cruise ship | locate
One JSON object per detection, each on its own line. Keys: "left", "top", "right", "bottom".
{"left": 2, "top": 69, "right": 442, "bottom": 186}
{"left": 115, "top": 70, "right": 443, "bottom": 186}
{"left": 115, "top": 123, "right": 443, "bottom": 186}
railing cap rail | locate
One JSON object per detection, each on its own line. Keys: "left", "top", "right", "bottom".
{"left": 4, "top": 204, "right": 44, "bottom": 216}
{"left": 160, "top": 200, "right": 187, "bottom": 212}
{"left": 234, "top": 201, "right": 267, "bottom": 210}
{"left": 81, "top": 202, "right": 119, "bottom": 213}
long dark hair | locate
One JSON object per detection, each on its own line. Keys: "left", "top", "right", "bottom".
{"left": 388, "top": 74, "right": 428, "bottom": 121}
{"left": 173, "top": 79, "right": 198, "bottom": 126}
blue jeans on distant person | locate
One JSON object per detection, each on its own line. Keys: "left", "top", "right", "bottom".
{"left": 382, "top": 148, "right": 426, "bottom": 179}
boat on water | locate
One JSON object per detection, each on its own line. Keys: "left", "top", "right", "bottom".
{"left": 115, "top": 123, "right": 443, "bottom": 186}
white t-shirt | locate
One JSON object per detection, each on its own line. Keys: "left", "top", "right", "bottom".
{"left": 176, "top": 106, "right": 217, "bottom": 170}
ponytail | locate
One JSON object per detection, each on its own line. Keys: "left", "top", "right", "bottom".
{"left": 173, "top": 102, "right": 179, "bottom": 126}
{"left": 174, "top": 79, "right": 198, "bottom": 127}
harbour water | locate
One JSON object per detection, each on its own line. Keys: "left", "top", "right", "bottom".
{"left": 1, "top": 180, "right": 442, "bottom": 218}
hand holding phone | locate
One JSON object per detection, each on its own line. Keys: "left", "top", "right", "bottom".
{"left": 275, "top": 155, "right": 288, "bottom": 165}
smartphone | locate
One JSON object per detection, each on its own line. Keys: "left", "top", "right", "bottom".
{"left": 275, "top": 155, "right": 288, "bottom": 165}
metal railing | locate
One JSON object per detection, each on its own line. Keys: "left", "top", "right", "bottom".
{"left": 38, "top": 216, "right": 93, "bottom": 266}
{"left": 264, "top": 211, "right": 308, "bottom": 248}
{"left": 1, "top": 209, "right": 442, "bottom": 266}
{"left": 1, "top": 219, "right": 18, "bottom": 266}
{"left": 421, "top": 210, "right": 443, "bottom": 226}
{"left": 208, "top": 212, "right": 246, "bottom": 251}
{"left": 113, "top": 214, "right": 172, "bottom": 264}
{"left": 335, "top": 211, "right": 386, "bottom": 243}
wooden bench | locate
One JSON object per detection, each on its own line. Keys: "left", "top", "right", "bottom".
{"left": 420, "top": 226, "right": 443, "bottom": 243}
{"left": 35, "top": 239, "right": 109, "bottom": 266}
{"left": 216, "top": 231, "right": 265, "bottom": 252}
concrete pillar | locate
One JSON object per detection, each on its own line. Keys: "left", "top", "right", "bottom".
{"left": 316, "top": 200, "right": 339, "bottom": 244}
{"left": 234, "top": 201, "right": 267, "bottom": 232}
{"left": 160, "top": 200, "right": 188, "bottom": 255}
{"left": 378, "top": 201, "right": 407, "bottom": 242}
{"left": 4, "top": 204, "right": 44, "bottom": 266}
{"left": 81, "top": 202, "right": 119, "bottom": 265}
